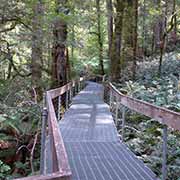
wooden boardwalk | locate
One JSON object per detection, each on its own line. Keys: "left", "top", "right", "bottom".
{"left": 59, "top": 82, "right": 158, "bottom": 180}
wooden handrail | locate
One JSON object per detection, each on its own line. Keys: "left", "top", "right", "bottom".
{"left": 108, "top": 83, "right": 180, "bottom": 131}
{"left": 48, "top": 77, "right": 85, "bottom": 99}
{"left": 15, "top": 77, "right": 86, "bottom": 180}
{"left": 46, "top": 93, "right": 71, "bottom": 173}
{"left": 107, "top": 82, "right": 180, "bottom": 180}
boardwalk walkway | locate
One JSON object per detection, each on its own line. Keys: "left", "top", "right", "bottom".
{"left": 59, "top": 82, "right": 158, "bottom": 180}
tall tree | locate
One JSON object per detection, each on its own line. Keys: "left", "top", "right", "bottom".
{"left": 106, "top": 0, "right": 113, "bottom": 72}
{"left": 51, "top": 0, "right": 69, "bottom": 88}
{"left": 96, "top": 0, "right": 104, "bottom": 75}
{"left": 71, "top": 4, "right": 75, "bottom": 68}
{"left": 152, "top": 0, "right": 162, "bottom": 55}
{"left": 31, "top": 0, "right": 43, "bottom": 101}
{"left": 132, "top": 0, "right": 138, "bottom": 79}
{"left": 111, "top": 0, "right": 124, "bottom": 80}
{"left": 121, "top": 0, "right": 134, "bottom": 66}
{"left": 172, "top": 0, "right": 177, "bottom": 44}
{"left": 142, "top": 0, "right": 147, "bottom": 59}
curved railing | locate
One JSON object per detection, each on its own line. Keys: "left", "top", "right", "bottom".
{"left": 108, "top": 83, "right": 180, "bottom": 130}
{"left": 106, "top": 82, "right": 180, "bottom": 180}
{"left": 15, "top": 77, "right": 86, "bottom": 180}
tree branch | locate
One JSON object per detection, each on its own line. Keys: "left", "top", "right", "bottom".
{"left": 30, "top": 133, "right": 38, "bottom": 174}
{"left": 0, "top": 41, "right": 31, "bottom": 78}
{"left": 89, "top": 31, "right": 99, "bottom": 36}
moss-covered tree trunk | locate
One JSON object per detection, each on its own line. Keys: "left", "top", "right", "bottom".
{"left": 158, "top": 0, "right": 167, "bottom": 76}
{"left": 106, "top": 0, "right": 113, "bottom": 73}
{"left": 31, "top": 0, "right": 43, "bottom": 101}
{"left": 71, "top": 5, "right": 75, "bottom": 69}
{"left": 132, "top": 0, "right": 138, "bottom": 79}
{"left": 142, "top": 0, "right": 147, "bottom": 59}
{"left": 96, "top": 0, "right": 104, "bottom": 75}
{"left": 121, "top": 0, "right": 134, "bottom": 66}
{"left": 51, "top": 0, "right": 69, "bottom": 88}
{"left": 111, "top": 0, "right": 124, "bottom": 80}
{"left": 172, "top": 0, "right": 177, "bottom": 44}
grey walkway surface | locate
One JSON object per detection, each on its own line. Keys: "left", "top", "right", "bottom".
{"left": 59, "top": 82, "right": 158, "bottom": 180}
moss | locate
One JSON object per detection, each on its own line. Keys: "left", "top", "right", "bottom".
{"left": 129, "top": 114, "right": 150, "bottom": 124}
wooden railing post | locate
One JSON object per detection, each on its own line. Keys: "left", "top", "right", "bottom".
{"left": 83, "top": 79, "right": 85, "bottom": 89}
{"left": 72, "top": 84, "right": 74, "bottom": 97}
{"left": 115, "top": 97, "right": 119, "bottom": 127}
{"left": 122, "top": 106, "right": 125, "bottom": 142}
{"left": 79, "top": 81, "right": 81, "bottom": 91}
{"left": 77, "top": 81, "right": 79, "bottom": 93}
{"left": 70, "top": 86, "right": 72, "bottom": 103}
{"left": 66, "top": 90, "right": 69, "bottom": 110}
{"left": 75, "top": 82, "right": 77, "bottom": 95}
{"left": 57, "top": 96, "right": 61, "bottom": 121}
{"left": 40, "top": 93, "right": 48, "bottom": 174}
{"left": 162, "top": 125, "right": 168, "bottom": 180}
{"left": 101, "top": 86, "right": 104, "bottom": 100}
{"left": 109, "top": 89, "right": 112, "bottom": 110}
{"left": 102, "top": 74, "right": 106, "bottom": 82}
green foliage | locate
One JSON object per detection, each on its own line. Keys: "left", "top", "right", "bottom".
{"left": 115, "top": 55, "right": 180, "bottom": 180}
{"left": 124, "top": 111, "right": 180, "bottom": 179}
{"left": 119, "top": 57, "right": 180, "bottom": 111}
{"left": 0, "top": 77, "right": 41, "bottom": 178}
{"left": 0, "top": 160, "right": 11, "bottom": 179}
{"left": 15, "top": 162, "right": 29, "bottom": 172}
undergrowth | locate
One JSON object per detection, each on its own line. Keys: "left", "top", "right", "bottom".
{"left": 0, "top": 77, "right": 41, "bottom": 179}
{"left": 114, "top": 56, "right": 180, "bottom": 180}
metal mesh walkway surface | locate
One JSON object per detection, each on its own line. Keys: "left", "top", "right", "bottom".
{"left": 59, "top": 82, "right": 158, "bottom": 180}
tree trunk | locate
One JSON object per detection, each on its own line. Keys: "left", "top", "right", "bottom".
{"left": 159, "top": 39, "right": 165, "bottom": 75}
{"left": 158, "top": 0, "right": 167, "bottom": 76}
{"left": 71, "top": 5, "right": 75, "bottom": 69}
{"left": 121, "top": 0, "right": 133, "bottom": 67}
{"left": 142, "top": 0, "right": 147, "bottom": 59}
{"left": 151, "top": 30, "right": 155, "bottom": 60}
{"left": 106, "top": 0, "right": 113, "bottom": 70}
{"left": 132, "top": 0, "right": 138, "bottom": 79}
{"left": 51, "top": 0, "right": 69, "bottom": 88}
{"left": 172, "top": 0, "right": 177, "bottom": 44}
{"left": 31, "top": 0, "right": 43, "bottom": 101}
{"left": 7, "top": 62, "right": 12, "bottom": 79}
{"left": 96, "top": 0, "right": 104, "bottom": 75}
{"left": 111, "top": 0, "right": 124, "bottom": 80}
{"left": 153, "top": 0, "right": 162, "bottom": 52}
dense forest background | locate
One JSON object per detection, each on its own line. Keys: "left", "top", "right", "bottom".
{"left": 0, "top": 0, "right": 180, "bottom": 179}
